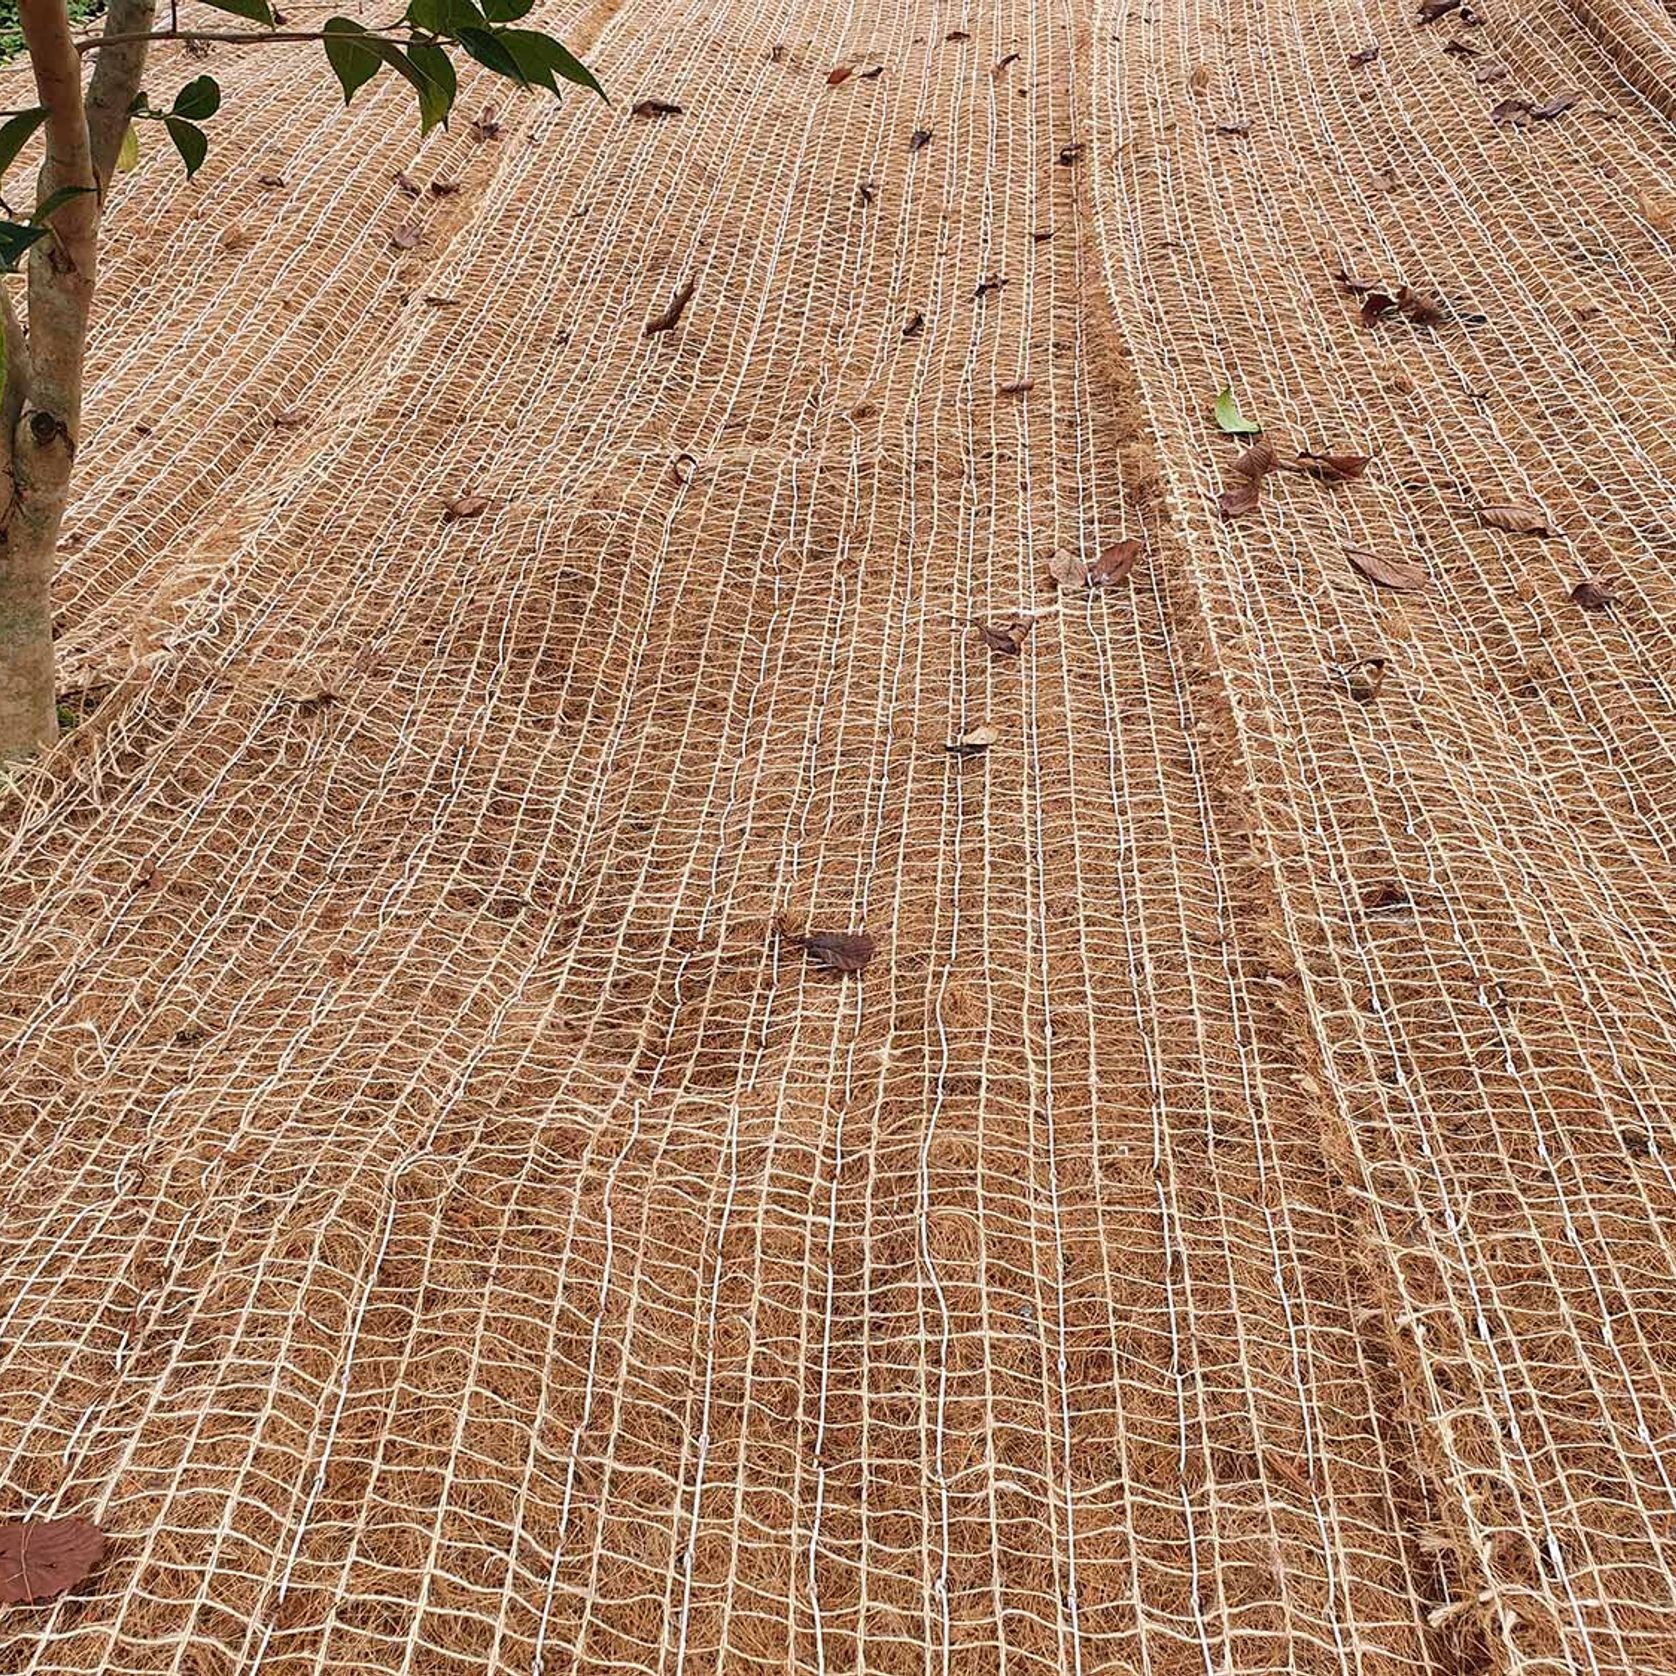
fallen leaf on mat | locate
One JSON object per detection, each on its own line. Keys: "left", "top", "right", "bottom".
{"left": 945, "top": 28, "right": 970, "bottom": 41}
{"left": 1478, "top": 501, "right": 1555, "bottom": 535}
{"left": 797, "top": 930, "right": 875, "bottom": 973}
{"left": 1637, "top": 189, "right": 1675, "bottom": 229}
{"left": 1622, "top": 1127, "right": 1651, "bottom": 1157}
{"left": 390, "top": 222, "right": 421, "bottom": 250}
{"left": 1570, "top": 579, "right": 1616, "bottom": 610}
{"left": 1058, "top": 142, "right": 1084, "bottom": 164}
{"left": 394, "top": 170, "right": 422, "bottom": 197}
{"left": 1418, "top": 0, "right": 1460, "bottom": 21}
{"left": 0, "top": 1518, "right": 105, "bottom": 1605}
{"left": 1049, "top": 548, "right": 1085, "bottom": 588}
{"left": 270, "top": 409, "right": 307, "bottom": 429}
{"left": 1532, "top": 91, "right": 1579, "bottom": 119}
{"left": 1214, "top": 387, "right": 1263, "bottom": 434}
{"left": 993, "top": 52, "right": 1020, "bottom": 76}
{"left": 1216, "top": 118, "right": 1252, "bottom": 135}
{"left": 1189, "top": 63, "right": 1211, "bottom": 93}
{"left": 1292, "top": 451, "right": 1373, "bottom": 482}
{"left": 1442, "top": 37, "right": 1480, "bottom": 54}
{"left": 1474, "top": 60, "right": 1508, "bottom": 83}
{"left": 1031, "top": 229, "right": 1054, "bottom": 242}
{"left": 860, "top": 65, "right": 884, "bottom": 79}
{"left": 470, "top": 107, "right": 500, "bottom": 140}
{"left": 998, "top": 376, "right": 1035, "bottom": 394}
{"left": 1360, "top": 292, "right": 1397, "bottom": 326}
{"left": 980, "top": 618, "right": 1035, "bottom": 653}
{"left": 644, "top": 278, "right": 696, "bottom": 336}
{"left": 1331, "top": 657, "right": 1388, "bottom": 702}
{"left": 1346, "top": 546, "right": 1427, "bottom": 589}
{"left": 429, "top": 178, "right": 461, "bottom": 196}
{"left": 442, "top": 493, "right": 488, "bottom": 522}
{"left": 632, "top": 98, "right": 683, "bottom": 117}
{"left": 1491, "top": 97, "right": 1531, "bottom": 125}
{"left": 902, "top": 311, "right": 925, "bottom": 338}
{"left": 256, "top": 172, "right": 288, "bottom": 187}
{"left": 910, "top": 128, "right": 933, "bottom": 152}
{"left": 858, "top": 183, "right": 876, "bottom": 206}
{"left": 1333, "top": 268, "right": 1380, "bottom": 294}
{"left": 947, "top": 724, "right": 999, "bottom": 756}
{"left": 827, "top": 65, "right": 853, "bottom": 85}
{"left": 1349, "top": 45, "right": 1380, "bottom": 65}
{"left": 974, "top": 274, "right": 1008, "bottom": 299}
{"left": 1395, "top": 285, "right": 1446, "bottom": 324}
{"left": 1090, "top": 538, "right": 1141, "bottom": 585}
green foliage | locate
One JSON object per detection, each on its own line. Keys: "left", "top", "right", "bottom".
{"left": 0, "top": 0, "right": 102, "bottom": 63}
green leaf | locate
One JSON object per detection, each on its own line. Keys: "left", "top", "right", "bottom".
{"left": 162, "top": 115, "right": 208, "bottom": 177}
{"left": 480, "top": 0, "right": 533, "bottom": 19}
{"left": 323, "top": 17, "right": 385, "bottom": 103}
{"left": 406, "top": 0, "right": 483, "bottom": 34}
{"left": 393, "top": 40, "right": 456, "bottom": 132}
{"left": 116, "top": 124, "right": 140, "bottom": 172}
{"left": 32, "top": 185, "right": 94, "bottom": 223}
{"left": 456, "top": 25, "right": 524, "bottom": 81}
{"left": 0, "top": 109, "right": 45, "bottom": 183}
{"left": 172, "top": 75, "right": 221, "bottom": 121}
{"left": 1213, "top": 387, "right": 1262, "bottom": 435}
{"left": 0, "top": 220, "right": 49, "bottom": 272}
{"left": 498, "top": 29, "right": 603, "bottom": 97}
{"left": 197, "top": 0, "right": 275, "bottom": 21}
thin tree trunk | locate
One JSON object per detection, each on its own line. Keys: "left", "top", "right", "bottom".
{"left": 0, "top": 0, "right": 150, "bottom": 762}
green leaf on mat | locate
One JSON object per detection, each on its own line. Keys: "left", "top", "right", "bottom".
{"left": 1214, "top": 386, "right": 1263, "bottom": 435}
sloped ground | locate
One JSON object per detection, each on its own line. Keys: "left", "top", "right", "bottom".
{"left": 1, "top": 0, "right": 1674, "bottom": 1670}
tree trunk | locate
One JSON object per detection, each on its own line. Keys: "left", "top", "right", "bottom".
{"left": 0, "top": 504, "right": 60, "bottom": 760}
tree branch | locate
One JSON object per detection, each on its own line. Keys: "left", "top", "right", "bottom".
{"left": 85, "top": 0, "right": 157, "bottom": 188}
{"left": 81, "top": 23, "right": 409, "bottom": 51}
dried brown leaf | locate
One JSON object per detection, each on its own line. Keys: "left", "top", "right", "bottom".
{"left": 1349, "top": 45, "right": 1380, "bottom": 65}
{"left": 270, "top": 408, "right": 307, "bottom": 429}
{"left": 859, "top": 65, "right": 884, "bottom": 79}
{"left": 1532, "top": 90, "right": 1579, "bottom": 119}
{"left": 1570, "top": 579, "right": 1616, "bottom": 610}
{"left": 1089, "top": 537, "right": 1141, "bottom": 585}
{"left": 632, "top": 98, "right": 684, "bottom": 117}
{"left": 902, "top": 310, "right": 925, "bottom": 338}
{"left": 644, "top": 277, "right": 696, "bottom": 336}
{"left": 769, "top": 43, "right": 786, "bottom": 62}
{"left": 1360, "top": 291, "right": 1397, "bottom": 327}
{"left": 1216, "top": 118, "right": 1252, "bottom": 135}
{"left": 827, "top": 64, "right": 853, "bottom": 85}
{"left": 1048, "top": 547, "right": 1085, "bottom": 588}
{"left": 1058, "top": 142, "right": 1084, "bottom": 164}
{"left": 1346, "top": 546, "right": 1427, "bottom": 589}
{"left": 909, "top": 128, "right": 933, "bottom": 152}
{"left": 947, "top": 724, "right": 999, "bottom": 756}
{"left": 998, "top": 376, "right": 1035, "bottom": 394}
{"left": 1442, "top": 37, "right": 1480, "bottom": 54}
{"left": 1478, "top": 501, "right": 1555, "bottom": 535}
{"left": 979, "top": 618, "right": 1034, "bottom": 654}
{"left": 256, "top": 172, "right": 288, "bottom": 188}
{"left": 390, "top": 222, "right": 421, "bottom": 250}
{"left": 796, "top": 930, "right": 875, "bottom": 973}
{"left": 1395, "top": 284, "right": 1446, "bottom": 324}
{"left": 1491, "top": 96, "right": 1531, "bottom": 125}
{"left": 1474, "top": 60, "right": 1508, "bottom": 83}
{"left": 470, "top": 107, "right": 500, "bottom": 141}
{"left": 1031, "top": 228, "right": 1054, "bottom": 243}
{"left": 945, "top": 28, "right": 970, "bottom": 41}
{"left": 429, "top": 178, "right": 461, "bottom": 197}
{"left": 1333, "top": 268, "right": 1380, "bottom": 294}
{"left": 1332, "top": 657, "right": 1388, "bottom": 702}
{"left": 1418, "top": 0, "right": 1460, "bottom": 21}
{"left": 1293, "top": 451, "right": 1373, "bottom": 482}
{"left": 1231, "top": 438, "right": 1278, "bottom": 480}
{"left": 0, "top": 1518, "right": 105, "bottom": 1605}
{"left": 993, "top": 51, "right": 1020, "bottom": 76}
{"left": 1362, "top": 880, "right": 1411, "bottom": 910}
{"left": 1218, "top": 476, "right": 1264, "bottom": 519}
{"left": 974, "top": 274, "right": 1008, "bottom": 299}
{"left": 442, "top": 493, "right": 488, "bottom": 522}
{"left": 857, "top": 182, "right": 876, "bottom": 206}
{"left": 394, "top": 170, "right": 423, "bottom": 197}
